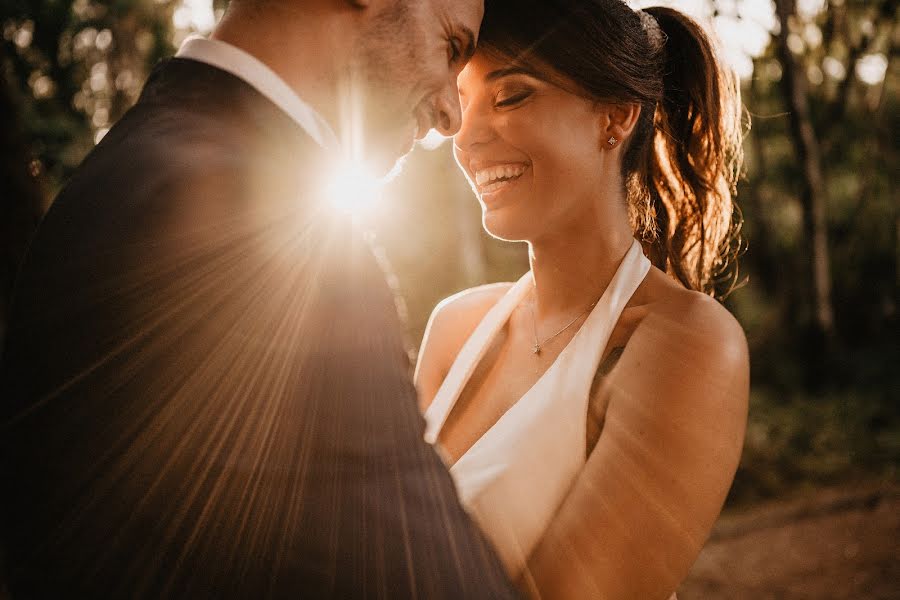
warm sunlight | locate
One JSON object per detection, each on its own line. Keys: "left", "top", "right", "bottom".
{"left": 418, "top": 129, "right": 450, "bottom": 151}
{"left": 173, "top": 0, "right": 216, "bottom": 33}
{"left": 630, "top": 0, "right": 778, "bottom": 80}
{"left": 325, "top": 159, "right": 384, "bottom": 215}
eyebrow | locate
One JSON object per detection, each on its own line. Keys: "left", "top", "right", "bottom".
{"left": 484, "top": 67, "right": 539, "bottom": 82}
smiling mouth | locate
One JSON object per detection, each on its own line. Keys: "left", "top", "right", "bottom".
{"left": 474, "top": 163, "right": 529, "bottom": 195}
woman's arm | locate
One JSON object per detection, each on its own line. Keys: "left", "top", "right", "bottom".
{"left": 520, "top": 294, "right": 749, "bottom": 600}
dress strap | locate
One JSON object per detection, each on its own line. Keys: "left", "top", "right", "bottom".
{"left": 546, "top": 239, "right": 651, "bottom": 411}
{"left": 423, "top": 274, "right": 532, "bottom": 444}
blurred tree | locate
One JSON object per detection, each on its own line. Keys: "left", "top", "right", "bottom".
{"left": 740, "top": 0, "right": 896, "bottom": 349}
{"left": 1, "top": 53, "right": 45, "bottom": 347}
{"left": 727, "top": 0, "right": 898, "bottom": 502}
{"left": 775, "top": 0, "right": 835, "bottom": 343}
{"left": 0, "top": 0, "right": 178, "bottom": 344}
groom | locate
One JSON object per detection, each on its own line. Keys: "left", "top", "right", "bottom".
{"left": 0, "top": 0, "right": 515, "bottom": 597}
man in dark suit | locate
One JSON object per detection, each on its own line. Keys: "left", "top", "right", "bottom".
{"left": 1, "top": 0, "right": 515, "bottom": 597}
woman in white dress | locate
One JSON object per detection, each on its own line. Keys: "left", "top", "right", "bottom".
{"left": 415, "top": 2, "right": 749, "bottom": 598}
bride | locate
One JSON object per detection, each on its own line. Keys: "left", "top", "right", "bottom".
{"left": 415, "top": 1, "right": 749, "bottom": 598}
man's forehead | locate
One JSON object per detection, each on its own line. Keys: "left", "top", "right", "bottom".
{"left": 434, "top": 0, "right": 484, "bottom": 31}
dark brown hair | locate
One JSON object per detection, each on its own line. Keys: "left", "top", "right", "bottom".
{"left": 478, "top": 0, "right": 744, "bottom": 296}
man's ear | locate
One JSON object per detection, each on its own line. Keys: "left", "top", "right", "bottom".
{"left": 597, "top": 102, "right": 642, "bottom": 150}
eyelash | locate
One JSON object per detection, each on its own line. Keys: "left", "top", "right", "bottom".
{"left": 495, "top": 90, "right": 532, "bottom": 108}
{"left": 448, "top": 39, "right": 462, "bottom": 64}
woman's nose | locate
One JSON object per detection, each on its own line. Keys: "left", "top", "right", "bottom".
{"left": 453, "top": 101, "right": 493, "bottom": 152}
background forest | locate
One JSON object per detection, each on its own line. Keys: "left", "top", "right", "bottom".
{"left": 1, "top": 0, "right": 897, "bottom": 597}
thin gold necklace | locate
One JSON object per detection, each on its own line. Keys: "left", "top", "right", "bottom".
{"left": 527, "top": 285, "right": 599, "bottom": 355}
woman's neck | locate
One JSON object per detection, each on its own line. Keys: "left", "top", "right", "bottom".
{"left": 528, "top": 209, "right": 635, "bottom": 320}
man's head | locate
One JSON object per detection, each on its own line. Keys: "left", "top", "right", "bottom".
{"left": 215, "top": 0, "right": 484, "bottom": 173}
{"left": 345, "top": 0, "right": 483, "bottom": 171}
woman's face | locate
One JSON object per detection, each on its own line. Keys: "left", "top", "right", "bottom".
{"left": 453, "top": 52, "right": 608, "bottom": 242}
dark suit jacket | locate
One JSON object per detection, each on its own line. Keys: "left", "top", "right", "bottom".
{"left": 1, "top": 58, "right": 514, "bottom": 599}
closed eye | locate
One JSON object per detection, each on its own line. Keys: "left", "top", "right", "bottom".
{"left": 448, "top": 38, "right": 462, "bottom": 64}
{"left": 495, "top": 90, "right": 532, "bottom": 107}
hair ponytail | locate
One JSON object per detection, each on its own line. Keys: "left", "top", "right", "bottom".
{"left": 638, "top": 7, "right": 744, "bottom": 296}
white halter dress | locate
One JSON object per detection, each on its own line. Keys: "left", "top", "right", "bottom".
{"left": 423, "top": 239, "right": 651, "bottom": 577}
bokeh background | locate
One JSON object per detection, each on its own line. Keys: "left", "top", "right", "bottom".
{"left": 1, "top": 0, "right": 897, "bottom": 597}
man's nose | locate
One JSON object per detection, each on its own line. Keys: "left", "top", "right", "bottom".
{"left": 433, "top": 87, "right": 463, "bottom": 136}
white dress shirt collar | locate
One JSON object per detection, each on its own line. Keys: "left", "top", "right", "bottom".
{"left": 176, "top": 36, "right": 340, "bottom": 152}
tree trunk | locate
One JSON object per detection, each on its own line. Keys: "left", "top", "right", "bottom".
{"left": 745, "top": 74, "right": 781, "bottom": 297}
{"left": 774, "top": 0, "right": 835, "bottom": 340}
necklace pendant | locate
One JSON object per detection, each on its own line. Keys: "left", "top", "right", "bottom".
{"left": 532, "top": 344, "right": 541, "bottom": 355}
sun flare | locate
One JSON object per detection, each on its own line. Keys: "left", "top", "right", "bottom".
{"left": 325, "top": 159, "right": 384, "bottom": 215}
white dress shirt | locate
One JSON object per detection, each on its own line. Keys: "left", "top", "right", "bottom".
{"left": 176, "top": 36, "right": 340, "bottom": 151}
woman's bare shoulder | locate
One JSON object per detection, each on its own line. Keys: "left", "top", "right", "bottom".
{"left": 601, "top": 270, "right": 750, "bottom": 424}
{"left": 424, "top": 282, "right": 517, "bottom": 359}
{"left": 415, "top": 282, "right": 517, "bottom": 407}
{"left": 654, "top": 287, "right": 748, "bottom": 370}
{"left": 629, "top": 268, "right": 748, "bottom": 373}
{"left": 433, "top": 282, "right": 516, "bottom": 324}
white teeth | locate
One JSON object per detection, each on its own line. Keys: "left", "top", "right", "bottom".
{"left": 474, "top": 164, "right": 527, "bottom": 187}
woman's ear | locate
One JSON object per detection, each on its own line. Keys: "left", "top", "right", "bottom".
{"left": 598, "top": 103, "right": 642, "bottom": 150}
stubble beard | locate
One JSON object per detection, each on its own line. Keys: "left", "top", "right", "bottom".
{"left": 344, "top": 1, "right": 422, "bottom": 172}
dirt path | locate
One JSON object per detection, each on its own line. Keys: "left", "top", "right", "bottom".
{"left": 678, "top": 483, "right": 899, "bottom": 599}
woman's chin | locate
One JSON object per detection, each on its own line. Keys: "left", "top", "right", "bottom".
{"left": 481, "top": 210, "right": 530, "bottom": 243}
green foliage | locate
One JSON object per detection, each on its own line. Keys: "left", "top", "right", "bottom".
{"left": 719, "top": 0, "right": 898, "bottom": 504}
{"left": 731, "top": 377, "right": 899, "bottom": 507}
{"left": 1, "top": 0, "right": 178, "bottom": 189}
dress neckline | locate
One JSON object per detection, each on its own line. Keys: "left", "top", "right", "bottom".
{"left": 423, "top": 240, "right": 649, "bottom": 465}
